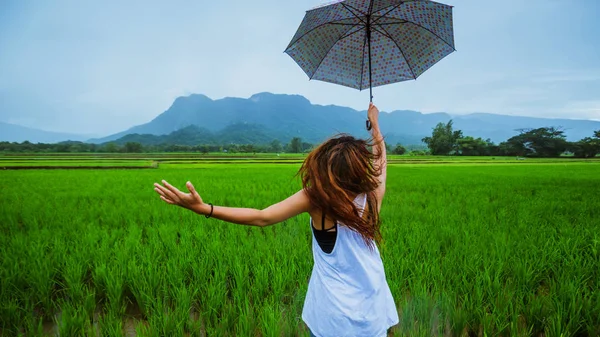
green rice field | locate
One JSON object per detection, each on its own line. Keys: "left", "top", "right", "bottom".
{"left": 1, "top": 154, "right": 599, "bottom": 336}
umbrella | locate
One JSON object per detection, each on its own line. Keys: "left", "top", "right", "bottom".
{"left": 284, "top": 0, "right": 455, "bottom": 128}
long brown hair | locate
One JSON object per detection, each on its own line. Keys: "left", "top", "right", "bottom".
{"left": 298, "top": 134, "right": 383, "bottom": 247}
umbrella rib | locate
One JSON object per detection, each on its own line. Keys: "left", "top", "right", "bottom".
{"left": 285, "top": 6, "right": 359, "bottom": 50}
{"left": 328, "top": 22, "right": 363, "bottom": 26}
{"left": 368, "top": 0, "right": 374, "bottom": 14}
{"left": 371, "top": 25, "right": 394, "bottom": 40}
{"left": 371, "top": 2, "right": 404, "bottom": 25}
{"left": 376, "top": 25, "right": 417, "bottom": 80}
{"left": 404, "top": 21, "right": 455, "bottom": 51}
{"left": 309, "top": 26, "right": 364, "bottom": 81}
{"left": 373, "top": 20, "right": 407, "bottom": 26}
{"left": 373, "top": 0, "right": 453, "bottom": 22}
{"left": 358, "top": 26, "right": 369, "bottom": 91}
{"left": 338, "top": 25, "right": 365, "bottom": 41}
{"left": 328, "top": 17, "right": 364, "bottom": 25}
{"left": 341, "top": 3, "right": 368, "bottom": 21}
{"left": 366, "top": 0, "right": 375, "bottom": 96}
{"left": 372, "top": 1, "right": 455, "bottom": 50}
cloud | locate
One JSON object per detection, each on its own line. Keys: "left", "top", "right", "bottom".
{"left": 1, "top": 0, "right": 599, "bottom": 135}
{"left": 531, "top": 69, "right": 600, "bottom": 84}
{"left": 559, "top": 100, "right": 600, "bottom": 118}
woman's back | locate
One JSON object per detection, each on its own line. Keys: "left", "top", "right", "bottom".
{"left": 153, "top": 104, "right": 396, "bottom": 336}
{"left": 303, "top": 194, "right": 399, "bottom": 337}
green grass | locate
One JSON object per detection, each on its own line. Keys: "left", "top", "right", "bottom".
{"left": 2, "top": 152, "right": 597, "bottom": 168}
{"left": 0, "top": 160, "right": 153, "bottom": 167}
{"left": 0, "top": 156, "right": 599, "bottom": 336}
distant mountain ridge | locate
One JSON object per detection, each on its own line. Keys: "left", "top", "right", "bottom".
{"left": 2, "top": 92, "right": 599, "bottom": 145}
{"left": 89, "top": 92, "right": 376, "bottom": 144}
{"left": 0, "top": 122, "right": 91, "bottom": 143}
{"left": 90, "top": 92, "right": 600, "bottom": 145}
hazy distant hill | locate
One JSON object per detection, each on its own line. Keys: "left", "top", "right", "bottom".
{"left": 0, "top": 122, "right": 90, "bottom": 143}
{"left": 451, "top": 113, "right": 600, "bottom": 143}
{"left": 90, "top": 92, "right": 600, "bottom": 146}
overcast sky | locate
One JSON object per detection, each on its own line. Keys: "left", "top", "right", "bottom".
{"left": 1, "top": 0, "right": 599, "bottom": 136}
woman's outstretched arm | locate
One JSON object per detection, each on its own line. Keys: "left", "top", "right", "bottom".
{"left": 154, "top": 180, "right": 311, "bottom": 227}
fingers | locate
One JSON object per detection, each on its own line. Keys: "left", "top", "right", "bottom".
{"left": 153, "top": 182, "right": 168, "bottom": 195}
{"left": 154, "top": 184, "right": 169, "bottom": 198}
{"left": 154, "top": 185, "right": 175, "bottom": 204}
{"left": 160, "top": 195, "right": 176, "bottom": 205}
{"left": 161, "top": 180, "right": 179, "bottom": 194}
{"left": 186, "top": 181, "right": 196, "bottom": 194}
{"left": 186, "top": 181, "right": 204, "bottom": 205}
{"left": 368, "top": 103, "right": 378, "bottom": 114}
{"left": 154, "top": 181, "right": 180, "bottom": 202}
{"left": 154, "top": 180, "right": 202, "bottom": 208}
{"left": 161, "top": 180, "right": 183, "bottom": 199}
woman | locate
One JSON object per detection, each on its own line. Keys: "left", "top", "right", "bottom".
{"left": 154, "top": 103, "right": 399, "bottom": 337}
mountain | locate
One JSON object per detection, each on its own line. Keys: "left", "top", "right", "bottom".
{"left": 91, "top": 92, "right": 600, "bottom": 146}
{"left": 89, "top": 92, "right": 432, "bottom": 145}
{"left": 110, "top": 123, "right": 282, "bottom": 146}
{"left": 0, "top": 122, "right": 91, "bottom": 143}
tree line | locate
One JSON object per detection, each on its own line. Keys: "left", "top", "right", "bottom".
{"left": 0, "top": 137, "right": 423, "bottom": 155}
{"left": 421, "top": 121, "right": 600, "bottom": 158}
{"left": 1, "top": 125, "right": 599, "bottom": 157}
{"left": 0, "top": 138, "right": 313, "bottom": 154}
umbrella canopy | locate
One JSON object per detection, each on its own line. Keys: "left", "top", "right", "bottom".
{"left": 285, "top": 0, "right": 455, "bottom": 101}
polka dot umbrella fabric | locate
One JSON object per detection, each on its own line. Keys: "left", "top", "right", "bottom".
{"left": 285, "top": 0, "right": 455, "bottom": 91}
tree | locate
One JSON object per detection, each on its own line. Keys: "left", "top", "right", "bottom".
{"left": 288, "top": 137, "right": 303, "bottom": 153}
{"left": 392, "top": 144, "right": 406, "bottom": 155}
{"left": 422, "top": 120, "right": 463, "bottom": 155}
{"left": 68, "top": 143, "right": 85, "bottom": 153}
{"left": 409, "top": 150, "right": 428, "bottom": 156}
{"left": 123, "top": 142, "right": 143, "bottom": 153}
{"left": 301, "top": 142, "right": 313, "bottom": 153}
{"left": 269, "top": 139, "right": 282, "bottom": 153}
{"left": 505, "top": 127, "right": 568, "bottom": 157}
{"left": 103, "top": 142, "right": 120, "bottom": 153}
{"left": 457, "top": 136, "right": 489, "bottom": 156}
{"left": 226, "top": 144, "right": 239, "bottom": 153}
{"left": 569, "top": 137, "right": 600, "bottom": 158}
{"left": 239, "top": 144, "right": 256, "bottom": 153}
{"left": 198, "top": 145, "right": 210, "bottom": 154}
{"left": 55, "top": 143, "right": 71, "bottom": 153}
{"left": 569, "top": 130, "right": 600, "bottom": 158}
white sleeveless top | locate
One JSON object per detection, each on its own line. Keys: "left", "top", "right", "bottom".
{"left": 302, "top": 194, "right": 399, "bottom": 337}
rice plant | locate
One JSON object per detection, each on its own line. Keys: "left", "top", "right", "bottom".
{"left": 0, "top": 157, "right": 598, "bottom": 336}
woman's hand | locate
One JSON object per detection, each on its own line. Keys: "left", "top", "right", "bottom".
{"left": 154, "top": 180, "right": 206, "bottom": 214}
{"left": 368, "top": 102, "right": 379, "bottom": 125}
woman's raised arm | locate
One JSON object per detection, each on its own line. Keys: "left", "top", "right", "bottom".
{"left": 368, "top": 103, "right": 386, "bottom": 210}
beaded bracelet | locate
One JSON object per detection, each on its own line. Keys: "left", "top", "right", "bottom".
{"left": 205, "top": 203, "right": 213, "bottom": 218}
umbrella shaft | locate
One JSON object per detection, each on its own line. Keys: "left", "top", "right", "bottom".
{"left": 366, "top": 14, "right": 373, "bottom": 102}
